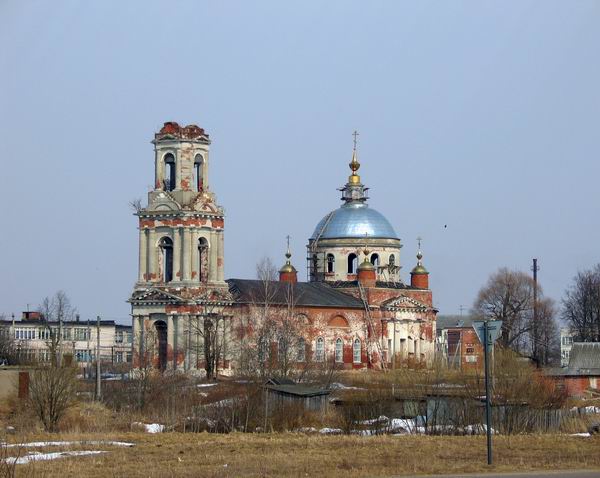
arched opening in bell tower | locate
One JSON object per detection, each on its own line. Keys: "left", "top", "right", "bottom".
{"left": 347, "top": 253, "right": 358, "bottom": 274}
{"left": 153, "top": 320, "right": 168, "bottom": 371}
{"left": 198, "top": 237, "right": 209, "bottom": 282}
{"left": 326, "top": 253, "right": 335, "bottom": 273}
{"left": 370, "top": 253, "right": 380, "bottom": 267}
{"left": 193, "top": 154, "right": 204, "bottom": 192}
{"left": 159, "top": 237, "right": 173, "bottom": 282}
{"left": 164, "top": 154, "right": 176, "bottom": 191}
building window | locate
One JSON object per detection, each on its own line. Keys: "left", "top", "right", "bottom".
{"left": 193, "top": 154, "right": 204, "bottom": 192}
{"left": 115, "top": 351, "right": 124, "bottom": 363}
{"left": 335, "top": 338, "right": 343, "bottom": 363}
{"left": 389, "top": 254, "right": 395, "bottom": 268}
{"left": 115, "top": 331, "right": 124, "bottom": 343}
{"left": 74, "top": 327, "right": 90, "bottom": 341}
{"left": 38, "top": 328, "right": 50, "bottom": 340}
{"left": 370, "top": 253, "right": 380, "bottom": 267}
{"left": 198, "top": 237, "right": 209, "bottom": 282}
{"left": 278, "top": 337, "right": 287, "bottom": 363}
{"left": 258, "top": 338, "right": 268, "bottom": 363}
{"left": 347, "top": 253, "right": 358, "bottom": 274}
{"left": 296, "top": 338, "right": 305, "bottom": 362}
{"left": 15, "top": 328, "right": 35, "bottom": 340}
{"left": 163, "top": 153, "right": 176, "bottom": 191}
{"left": 126, "top": 352, "right": 133, "bottom": 363}
{"left": 562, "top": 336, "right": 573, "bottom": 346}
{"left": 75, "top": 349, "right": 92, "bottom": 362}
{"left": 353, "top": 339, "right": 361, "bottom": 364}
{"left": 327, "top": 254, "right": 335, "bottom": 273}
{"left": 159, "top": 237, "right": 174, "bottom": 282}
{"left": 315, "top": 337, "right": 324, "bottom": 362}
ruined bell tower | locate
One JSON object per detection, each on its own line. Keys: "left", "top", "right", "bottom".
{"left": 129, "top": 122, "right": 232, "bottom": 374}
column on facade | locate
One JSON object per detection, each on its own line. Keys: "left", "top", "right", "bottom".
{"left": 138, "top": 316, "right": 146, "bottom": 363}
{"left": 190, "top": 229, "right": 199, "bottom": 282}
{"left": 172, "top": 315, "right": 179, "bottom": 370}
{"left": 209, "top": 231, "right": 218, "bottom": 282}
{"left": 155, "top": 152, "right": 162, "bottom": 189}
{"left": 139, "top": 228, "right": 147, "bottom": 282}
{"left": 392, "top": 321, "right": 398, "bottom": 368}
{"left": 217, "top": 231, "right": 225, "bottom": 281}
{"left": 183, "top": 228, "right": 192, "bottom": 281}
{"left": 173, "top": 228, "right": 182, "bottom": 282}
{"left": 415, "top": 333, "right": 421, "bottom": 360}
{"left": 167, "top": 315, "right": 174, "bottom": 369}
{"left": 148, "top": 230, "right": 157, "bottom": 281}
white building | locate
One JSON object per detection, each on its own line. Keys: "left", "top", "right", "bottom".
{"left": 560, "top": 328, "right": 574, "bottom": 367}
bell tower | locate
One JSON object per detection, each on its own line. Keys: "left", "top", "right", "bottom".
{"left": 129, "top": 122, "right": 232, "bottom": 374}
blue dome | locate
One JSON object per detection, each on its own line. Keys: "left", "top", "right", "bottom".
{"left": 311, "top": 203, "right": 398, "bottom": 240}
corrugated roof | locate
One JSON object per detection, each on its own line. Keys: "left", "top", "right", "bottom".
{"left": 227, "top": 279, "right": 364, "bottom": 309}
{"left": 436, "top": 315, "right": 476, "bottom": 330}
{"left": 568, "top": 342, "right": 600, "bottom": 371}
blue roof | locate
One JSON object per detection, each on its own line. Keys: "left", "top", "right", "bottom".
{"left": 311, "top": 202, "right": 398, "bottom": 240}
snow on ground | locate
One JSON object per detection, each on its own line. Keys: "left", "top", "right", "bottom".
{"left": 571, "top": 406, "right": 600, "bottom": 414}
{"left": 570, "top": 433, "right": 592, "bottom": 437}
{"left": 1, "top": 441, "right": 134, "bottom": 448}
{"left": 4, "top": 450, "right": 106, "bottom": 465}
{"left": 328, "top": 382, "right": 364, "bottom": 391}
{"left": 319, "top": 428, "right": 343, "bottom": 435}
{"left": 133, "top": 422, "right": 165, "bottom": 433}
{"left": 196, "top": 383, "right": 217, "bottom": 388}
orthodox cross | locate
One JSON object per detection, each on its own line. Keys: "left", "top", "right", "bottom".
{"left": 352, "top": 130, "right": 359, "bottom": 151}
{"left": 417, "top": 236, "right": 422, "bottom": 250}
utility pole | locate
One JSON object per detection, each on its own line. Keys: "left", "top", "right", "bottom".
{"left": 95, "top": 315, "right": 101, "bottom": 401}
{"left": 532, "top": 258, "right": 540, "bottom": 366}
{"left": 483, "top": 321, "right": 492, "bottom": 465}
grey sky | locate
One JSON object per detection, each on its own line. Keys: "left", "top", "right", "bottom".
{"left": 1, "top": 1, "right": 599, "bottom": 324}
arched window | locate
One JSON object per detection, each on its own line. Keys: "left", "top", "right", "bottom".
{"left": 326, "top": 253, "right": 335, "bottom": 273}
{"left": 315, "top": 337, "right": 324, "bottom": 362}
{"left": 258, "top": 337, "right": 268, "bottom": 363}
{"left": 159, "top": 237, "right": 173, "bottom": 282}
{"left": 296, "top": 338, "right": 306, "bottom": 362}
{"left": 353, "top": 338, "right": 361, "bottom": 364}
{"left": 163, "top": 154, "right": 176, "bottom": 191}
{"left": 193, "top": 154, "right": 204, "bottom": 192}
{"left": 278, "top": 337, "right": 286, "bottom": 363}
{"left": 389, "top": 254, "right": 395, "bottom": 268}
{"left": 335, "top": 338, "right": 343, "bottom": 363}
{"left": 198, "top": 237, "right": 209, "bottom": 282}
{"left": 370, "top": 253, "right": 380, "bottom": 267}
{"left": 347, "top": 253, "right": 358, "bottom": 274}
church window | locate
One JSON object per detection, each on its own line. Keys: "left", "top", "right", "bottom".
{"left": 347, "top": 253, "right": 358, "bottom": 274}
{"left": 315, "top": 337, "right": 324, "bottom": 362}
{"left": 193, "top": 154, "right": 204, "bottom": 192}
{"left": 370, "top": 253, "right": 380, "bottom": 267}
{"left": 353, "top": 339, "right": 361, "bottom": 363}
{"left": 296, "top": 338, "right": 305, "bottom": 362}
{"left": 335, "top": 338, "right": 343, "bottom": 363}
{"left": 258, "top": 337, "right": 268, "bottom": 363}
{"left": 159, "top": 237, "right": 174, "bottom": 282}
{"left": 389, "top": 254, "right": 395, "bottom": 268}
{"left": 278, "top": 337, "right": 287, "bottom": 363}
{"left": 198, "top": 237, "right": 209, "bottom": 282}
{"left": 326, "top": 253, "right": 335, "bottom": 273}
{"left": 164, "top": 154, "right": 176, "bottom": 191}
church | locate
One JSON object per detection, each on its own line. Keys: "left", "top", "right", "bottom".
{"left": 129, "top": 122, "right": 437, "bottom": 376}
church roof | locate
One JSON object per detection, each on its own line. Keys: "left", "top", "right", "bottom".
{"left": 311, "top": 203, "right": 398, "bottom": 240}
{"left": 227, "top": 279, "right": 364, "bottom": 309}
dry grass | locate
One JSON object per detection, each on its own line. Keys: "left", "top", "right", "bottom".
{"left": 4, "top": 432, "right": 599, "bottom": 477}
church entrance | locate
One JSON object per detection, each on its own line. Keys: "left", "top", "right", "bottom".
{"left": 154, "top": 320, "right": 168, "bottom": 371}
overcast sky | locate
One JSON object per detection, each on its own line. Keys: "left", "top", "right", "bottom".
{"left": 1, "top": 1, "right": 599, "bottom": 324}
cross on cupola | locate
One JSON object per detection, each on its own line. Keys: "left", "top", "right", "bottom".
{"left": 341, "top": 130, "right": 369, "bottom": 204}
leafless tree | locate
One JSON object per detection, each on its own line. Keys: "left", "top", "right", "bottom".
{"left": 38, "top": 291, "right": 77, "bottom": 366}
{"left": 129, "top": 197, "right": 144, "bottom": 213}
{"left": 473, "top": 268, "right": 559, "bottom": 362}
{"left": 562, "top": 264, "right": 600, "bottom": 342}
{"left": 28, "top": 365, "right": 78, "bottom": 432}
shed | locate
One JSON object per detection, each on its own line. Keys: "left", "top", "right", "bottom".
{"left": 265, "top": 382, "right": 331, "bottom": 412}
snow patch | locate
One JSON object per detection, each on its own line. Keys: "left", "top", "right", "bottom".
{"left": 133, "top": 422, "right": 165, "bottom": 433}
{"left": 4, "top": 450, "right": 106, "bottom": 465}
{"left": 2, "top": 441, "right": 134, "bottom": 448}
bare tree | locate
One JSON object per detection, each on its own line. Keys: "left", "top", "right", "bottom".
{"left": 473, "top": 268, "right": 559, "bottom": 362}
{"left": 562, "top": 264, "right": 600, "bottom": 342}
{"left": 129, "top": 197, "right": 144, "bottom": 213}
{"left": 38, "top": 291, "right": 77, "bottom": 366}
{"left": 29, "top": 365, "right": 78, "bottom": 432}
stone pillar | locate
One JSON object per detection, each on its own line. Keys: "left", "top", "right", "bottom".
{"left": 148, "top": 230, "right": 157, "bottom": 282}
{"left": 167, "top": 315, "right": 174, "bottom": 367}
{"left": 217, "top": 231, "right": 225, "bottom": 281}
{"left": 191, "top": 230, "right": 199, "bottom": 282}
{"left": 139, "top": 316, "right": 145, "bottom": 365}
{"left": 139, "top": 228, "right": 147, "bottom": 282}
{"left": 183, "top": 229, "right": 192, "bottom": 281}
{"left": 209, "top": 232, "right": 218, "bottom": 282}
{"left": 173, "top": 228, "right": 182, "bottom": 281}
{"left": 172, "top": 316, "right": 178, "bottom": 370}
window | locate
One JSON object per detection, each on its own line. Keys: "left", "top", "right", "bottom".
{"left": 315, "top": 337, "right": 324, "bottom": 362}
{"left": 335, "top": 338, "right": 343, "bottom": 363}
{"left": 38, "top": 328, "right": 50, "bottom": 340}
{"left": 115, "top": 351, "right": 124, "bottom": 363}
{"left": 160, "top": 237, "right": 174, "bottom": 282}
{"left": 296, "top": 338, "right": 305, "bottom": 362}
{"left": 389, "top": 254, "right": 395, "bottom": 268}
{"left": 193, "top": 154, "right": 204, "bottom": 192}
{"left": 74, "top": 327, "right": 90, "bottom": 341}
{"left": 562, "top": 336, "right": 573, "bottom": 346}
{"left": 353, "top": 339, "right": 361, "bottom": 364}
{"left": 163, "top": 153, "right": 176, "bottom": 191}
{"left": 38, "top": 350, "right": 50, "bottom": 362}
{"left": 370, "top": 253, "right": 380, "bottom": 267}
{"left": 75, "top": 349, "right": 92, "bottom": 362}
{"left": 326, "top": 254, "right": 335, "bottom": 273}
{"left": 198, "top": 237, "right": 209, "bottom": 282}
{"left": 15, "top": 328, "right": 35, "bottom": 340}
{"left": 126, "top": 332, "right": 133, "bottom": 344}
{"left": 126, "top": 352, "right": 133, "bottom": 363}
{"left": 115, "top": 331, "right": 124, "bottom": 343}
{"left": 278, "top": 337, "right": 287, "bottom": 363}
{"left": 62, "top": 328, "right": 72, "bottom": 340}
{"left": 347, "top": 253, "right": 358, "bottom": 274}
{"left": 258, "top": 338, "right": 268, "bottom": 363}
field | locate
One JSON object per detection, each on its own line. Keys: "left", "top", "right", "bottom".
{"left": 4, "top": 432, "right": 600, "bottom": 477}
